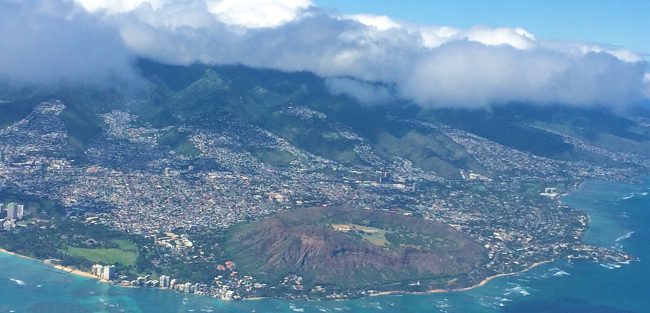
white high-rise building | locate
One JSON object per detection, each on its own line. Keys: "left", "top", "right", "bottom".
{"left": 159, "top": 275, "right": 171, "bottom": 288}
{"left": 91, "top": 264, "right": 103, "bottom": 277}
{"left": 102, "top": 265, "right": 116, "bottom": 280}
{"left": 6, "top": 203, "right": 16, "bottom": 221}
{"left": 16, "top": 205, "right": 24, "bottom": 220}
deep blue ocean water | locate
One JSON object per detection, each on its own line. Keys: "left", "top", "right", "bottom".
{"left": 1, "top": 180, "right": 649, "bottom": 313}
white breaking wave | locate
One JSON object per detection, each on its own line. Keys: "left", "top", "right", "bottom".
{"left": 599, "top": 263, "right": 621, "bottom": 270}
{"left": 552, "top": 270, "right": 571, "bottom": 277}
{"left": 9, "top": 278, "right": 26, "bottom": 285}
{"left": 505, "top": 284, "right": 531, "bottom": 297}
{"left": 615, "top": 231, "right": 635, "bottom": 243}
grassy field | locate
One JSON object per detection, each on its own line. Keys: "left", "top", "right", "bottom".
{"left": 157, "top": 128, "right": 200, "bottom": 157}
{"left": 252, "top": 148, "right": 296, "bottom": 167}
{"left": 332, "top": 222, "right": 461, "bottom": 251}
{"left": 332, "top": 223, "right": 389, "bottom": 247}
{"left": 65, "top": 239, "right": 138, "bottom": 266}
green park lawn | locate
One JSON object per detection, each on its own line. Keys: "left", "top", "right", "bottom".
{"left": 65, "top": 239, "right": 138, "bottom": 266}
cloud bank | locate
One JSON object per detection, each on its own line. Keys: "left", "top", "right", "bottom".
{"left": 0, "top": 0, "right": 648, "bottom": 108}
{"left": 0, "top": 0, "right": 135, "bottom": 84}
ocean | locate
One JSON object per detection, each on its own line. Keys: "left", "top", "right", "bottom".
{"left": 1, "top": 180, "right": 648, "bottom": 313}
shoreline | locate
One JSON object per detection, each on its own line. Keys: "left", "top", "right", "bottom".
{"left": 0, "top": 179, "right": 609, "bottom": 302}
{"left": 1, "top": 246, "right": 552, "bottom": 301}
{"left": 454, "top": 260, "right": 552, "bottom": 292}
{"left": 368, "top": 260, "right": 552, "bottom": 298}
{"left": 0, "top": 248, "right": 100, "bottom": 281}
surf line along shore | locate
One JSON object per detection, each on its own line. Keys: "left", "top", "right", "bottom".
{"left": 0, "top": 247, "right": 100, "bottom": 280}
{"left": 368, "top": 260, "right": 552, "bottom": 298}
{"left": 2, "top": 246, "right": 554, "bottom": 300}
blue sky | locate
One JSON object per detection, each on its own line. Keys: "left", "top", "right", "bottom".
{"left": 315, "top": 0, "right": 650, "bottom": 56}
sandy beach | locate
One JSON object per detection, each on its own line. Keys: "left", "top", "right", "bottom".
{"left": 3, "top": 245, "right": 552, "bottom": 301}
{"left": 369, "top": 260, "right": 552, "bottom": 298}
{"left": 455, "top": 260, "right": 552, "bottom": 292}
{"left": 52, "top": 264, "right": 101, "bottom": 279}
{"left": 0, "top": 248, "right": 100, "bottom": 281}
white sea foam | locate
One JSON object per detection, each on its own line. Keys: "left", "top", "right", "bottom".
{"left": 478, "top": 296, "right": 492, "bottom": 307}
{"left": 435, "top": 300, "right": 451, "bottom": 313}
{"left": 494, "top": 297, "right": 512, "bottom": 308}
{"left": 615, "top": 231, "right": 635, "bottom": 242}
{"left": 9, "top": 278, "right": 26, "bottom": 286}
{"left": 495, "top": 297, "right": 513, "bottom": 304}
{"left": 599, "top": 263, "right": 617, "bottom": 270}
{"left": 552, "top": 270, "right": 571, "bottom": 277}
{"left": 507, "top": 285, "right": 531, "bottom": 296}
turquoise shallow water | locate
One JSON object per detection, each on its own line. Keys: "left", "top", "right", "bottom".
{"left": 1, "top": 180, "right": 649, "bottom": 313}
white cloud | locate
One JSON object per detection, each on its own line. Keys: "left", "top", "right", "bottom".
{"left": 578, "top": 45, "right": 644, "bottom": 63}
{"left": 73, "top": 0, "right": 164, "bottom": 14}
{"left": 206, "top": 0, "right": 312, "bottom": 28}
{"left": 1, "top": 0, "right": 648, "bottom": 107}
{"left": 348, "top": 14, "right": 401, "bottom": 31}
{"left": 0, "top": 0, "right": 136, "bottom": 84}
{"left": 325, "top": 77, "right": 394, "bottom": 104}
{"left": 417, "top": 26, "right": 459, "bottom": 48}
{"left": 400, "top": 42, "right": 645, "bottom": 107}
{"left": 461, "top": 27, "right": 537, "bottom": 50}
{"left": 73, "top": 0, "right": 312, "bottom": 28}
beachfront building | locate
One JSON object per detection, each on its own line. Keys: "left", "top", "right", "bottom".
{"left": 160, "top": 275, "right": 171, "bottom": 288}
{"left": 91, "top": 264, "right": 103, "bottom": 277}
{"left": 102, "top": 265, "right": 117, "bottom": 280}
{"left": 91, "top": 264, "right": 117, "bottom": 281}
